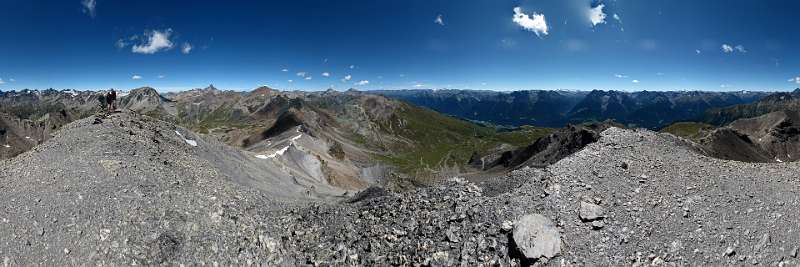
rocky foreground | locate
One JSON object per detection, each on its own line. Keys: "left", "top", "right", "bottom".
{"left": 2, "top": 113, "right": 800, "bottom": 266}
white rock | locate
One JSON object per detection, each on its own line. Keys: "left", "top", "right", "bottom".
{"left": 512, "top": 214, "right": 561, "bottom": 260}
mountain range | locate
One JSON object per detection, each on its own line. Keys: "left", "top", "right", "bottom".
{"left": 372, "top": 89, "right": 773, "bottom": 129}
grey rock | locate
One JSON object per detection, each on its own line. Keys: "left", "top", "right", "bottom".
{"left": 579, "top": 201, "right": 605, "bottom": 222}
{"left": 724, "top": 247, "right": 736, "bottom": 257}
{"left": 512, "top": 214, "right": 561, "bottom": 260}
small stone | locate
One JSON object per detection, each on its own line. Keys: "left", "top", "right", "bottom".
{"left": 755, "top": 233, "right": 770, "bottom": 251}
{"left": 791, "top": 247, "right": 798, "bottom": 258}
{"left": 500, "top": 221, "right": 514, "bottom": 232}
{"left": 579, "top": 201, "right": 605, "bottom": 222}
{"left": 591, "top": 220, "right": 605, "bottom": 229}
{"left": 724, "top": 247, "right": 735, "bottom": 257}
{"left": 63, "top": 248, "right": 70, "bottom": 255}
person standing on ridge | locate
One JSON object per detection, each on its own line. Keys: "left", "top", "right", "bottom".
{"left": 106, "top": 89, "right": 117, "bottom": 113}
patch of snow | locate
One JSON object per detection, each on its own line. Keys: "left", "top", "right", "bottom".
{"left": 2, "top": 145, "right": 10, "bottom": 148}
{"left": 24, "top": 136, "right": 30, "bottom": 139}
{"left": 117, "top": 91, "right": 130, "bottom": 97}
{"left": 776, "top": 158, "right": 783, "bottom": 163}
{"left": 175, "top": 130, "right": 198, "bottom": 147}
{"left": 290, "top": 134, "right": 302, "bottom": 142}
{"left": 256, "top": 145, "right": 291, "bottom": 159}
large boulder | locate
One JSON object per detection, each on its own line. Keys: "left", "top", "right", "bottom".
{"left": 512, "top": 214, "right": 562, "bottom": 260}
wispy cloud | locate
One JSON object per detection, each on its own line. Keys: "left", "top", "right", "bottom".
{"left": 8, "top": 78, "right": 15, "bottom": 82}
{"left": 588, "top": 4, "right": 607, "bottom": 26}
{"left": 632, "top": 79, "right": 640, "bottom": 84}
{"left": 281, "top": 68, "right": 289, "bottom": 72}
{"left": 81, "top": 0, "right": 96, "bottom": 18}
{"left": 296, "top": 72, "right": 307, "bottom": 77}
{"left": 181, "top": 43, "right": 193, "bottom": 54}
{"left": 304, "top": 76, "right": 313, "bottom": 80}
{"left": 500, "top": 38, "right": 518, "bottom": 49}
{"left": 512, "top": 7, "right": 548, "bottom": 37}
{"left": 355, "top": 80, "right": 369, "bottom": 86}
{"left": 789, "top": 77, "right": 800, "bottom": 84}
{"left": 721, "top": 43, "right": 747, "bottom": 54}
{"left": 157, "top": 75, "right": 165, "bottom": 79}
{"left": 341, "top": 75, "right": 352, "bottom": 82}
{"left": 614, "top": 74, "right": 628, "bottom": 78}
{"left": 321, "top": 72, "right": 330, "bottom": 77}
{"left": 695, "top": 49, "right": 702, "bottom": 55}
{"left": 0, "top": 78, "right": 5, "bottom": 85}
{"left": 721, "top": 44, "right": 734, "bottom": 53}
{"left": 349, "top": 65, "right": 356, "bottom": 69}
{"left": 434, "top": 14, "right": 444, "bottom": 26}
{"left": 613, "top": 13, "right": 624, "bottom": 31}
{"left": 132, "top": 75, "right": 142, "bottom": 80}
{"left": 132, "top": 29, "right": 174, "bottom": 54}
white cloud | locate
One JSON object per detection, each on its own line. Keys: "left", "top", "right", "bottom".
{"left": 720, "top": 84, "right": 730, "bottom": 88}
{"left": 789, "top": 77, "right": 800, "bottom": 84}
{"left": 341, "top": 75, "right": 352, "bottom": 82}
{"left": 349, "top": 65, "right": 356, "bottom": 69}
{"left": 322, "top": 72, "right": 330, "bottom": 77}
{"left": 157, "top": 75, "right": 165, "bottom": 79}
{"left": 695, "top": 49, "right": 701, "bottom": 55}
{"left": 614, "top": 74, "right": 628, "bottom": 78}
{"left": 132, "top": 75, "right": 142, "bottom": 80}
{"left": 296, "top": 72, "right": 307, "bottom": 77}
{"left": 8, "top": 78, "right": 14, "bottom": 82}
{"left": 414, "top": 83, "right": 425, "bottom": 88}
{"left": 588, "top": 4, "right": 607, "bottom": 26}
{"left": 288, "top": 79, "right": 294, "bottom": 83}
{"left": 81, "top": 0, "right": 96, "bottom": 18}
{"left": 632, "top": 79, "right": 640, "bottom": 84}
{"left": 721, "top": 44, "right": 734, "bottom": 53}
{"left": 355, "top": 80, "right": 369, "bottom": 86}
{"left": 512, "top": 7, "right": 548, "bottom": 37}
{"left": 305, "top": 76, "right": 313, "bottom": 80}
{"left": 132, "top": 29, "right": 174, "bottom": 54}
{"left": 281, "top": 68, "right": 289, "bottom": 72}
{"left": 722, "top": 43, "right": 747, "bottom": 53}
{"left": 181, "top": 43, "right": 193, "bottom": 54}
{"left": 434, "top": 14, "right": 444, "bottom": 26}
{"left": 0, "top": 79, "right": 5, "bottom": 85}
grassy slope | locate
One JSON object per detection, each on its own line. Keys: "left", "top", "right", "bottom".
{"left": 377, "top": 103, "right": 553, "bottom": 183}
{"left": 660, "top": 122, "right": 714, "bottom": 141}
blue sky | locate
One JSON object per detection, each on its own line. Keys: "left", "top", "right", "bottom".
{"left": 0, "top": 0, "right": 799, "bottom": 92}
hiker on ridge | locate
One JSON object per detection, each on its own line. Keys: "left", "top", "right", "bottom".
{"left": 106, "top": 89, "right": 117, "bottom": 113}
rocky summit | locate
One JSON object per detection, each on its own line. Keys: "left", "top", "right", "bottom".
{"left": 3, "top": 109, "right": 800, "bottom": 266}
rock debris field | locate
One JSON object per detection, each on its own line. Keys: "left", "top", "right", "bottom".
{"left": 2, "top": 112, "right": 800, "bottom": 266}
